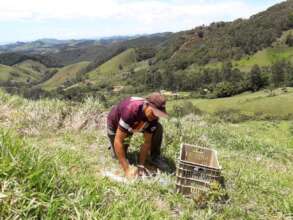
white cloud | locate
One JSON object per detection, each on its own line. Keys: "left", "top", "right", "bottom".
{"left": 0, "top": 0, "right": 284, "bottom": 41}
{"left": 0, "top": 0, "right": 274, "bottom": 22}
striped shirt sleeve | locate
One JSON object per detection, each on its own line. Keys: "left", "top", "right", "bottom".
{"left": 118, "top": 118, "right": 133, "bottom": 133}
{"left": 118, "top": 107, "right": 137, "bottom": 134}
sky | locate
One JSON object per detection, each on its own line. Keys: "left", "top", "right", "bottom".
{"left": 0, "top": 0, "right": 285, "bottom": 43}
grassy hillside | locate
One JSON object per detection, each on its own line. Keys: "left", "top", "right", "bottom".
{"left": 41, "top": 61, "right": 90, "bottom": 91}
{"left": 0, "top": 64, "right": 15, "bottom": 81}
{"left": 191, "top": 28, "right": 293, "bottom": 72}
{"left": 210, "top": 47, "right": 293, "bottom": 72}
{"left": 0, "top": 90, "right": 292, "bottom": 219}
{"left": 169, "top": 88, "right": 293, "bottom": 118}
{"left": 13, "top": 59, "right": 49, "bottom": 80}
{"left": 0, "top": 63, "right": 34, "bottom": 84}
{"left": 72, "top": 48, "right": 140, "bottom": 92}
{"left": 0, "top": 59, "right": 53, "bottom": 86}
{"left": 234, "top": 47, "right": 293, "bottom": 72}
{"left": 88, "top": 48, "right": 137, "bottom": 79}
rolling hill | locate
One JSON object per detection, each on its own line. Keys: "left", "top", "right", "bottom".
{"left": 87, "top": 48, "right": 137, "bottom": 79}
{"left": 0, "top": 64, "right": 24, "bottom": 83}
{"left": 0, "top": 60, "right": 51, "bottom": 85}
{"left": 41, "top": 61, "right": 90, "bottom": 91}
{"left": 13, "top": 60, "right": 49, "bottom": 80}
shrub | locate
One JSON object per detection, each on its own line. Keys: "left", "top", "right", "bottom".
{"left": 285, "top": 33, "right": 293, "bottom": 46}
{"left": 213, "top": 82, "right": 237, "bottom": 98}
{"left": 170, "top": 101, "right": 202, "bottom": 117}
{"left": 214, "top": 109, "right": 250, "bottom": 123}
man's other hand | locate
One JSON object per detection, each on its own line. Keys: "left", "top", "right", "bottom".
{"left": 137, "top": 165, "right": 151, "bottom": 176}
{"left": 125, "top": 166, "right": 138, "bottom": 179}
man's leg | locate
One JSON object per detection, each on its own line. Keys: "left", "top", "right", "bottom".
{"left": 151, "top": 122, "right": 163, "bottom": 157}
{"left": 107, "top": 133, "right": 117, "bottom": 158}
{"left": 149, "top": 123, "right": 169, "bottom": 170}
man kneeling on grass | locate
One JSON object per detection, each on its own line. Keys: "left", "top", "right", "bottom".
{"left": 107, "top": 92, "right": 168, "bottom": 178}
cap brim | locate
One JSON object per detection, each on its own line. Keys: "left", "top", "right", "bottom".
{"left": 150, "top": 106, "right": 168, "bottom": 118}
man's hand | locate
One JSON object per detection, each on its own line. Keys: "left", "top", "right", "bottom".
{"left": 125, "top": 166, "right": 138, "bottom": 179}
{"left": 137, "top": 165, "right": 151, "bottom": 176}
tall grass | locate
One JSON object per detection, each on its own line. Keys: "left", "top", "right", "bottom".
{"left": 1, "top": 90, "right": 293, "bottom": 219}
{"left": 0, "top": 129, "right": 101, "bottom": 218}
{"left": 0, "top": 90, "right": 105, "bottom": 136}
{"left": 0, "top": 130, "right": 189, "bottom": 219}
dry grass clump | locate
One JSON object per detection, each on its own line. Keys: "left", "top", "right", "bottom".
{"left": 0, "top": 90, "right": 105, "bottom": 135}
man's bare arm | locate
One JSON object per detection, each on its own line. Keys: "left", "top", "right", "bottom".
{"left": 114, "top": 128, "right": 130, "bottom": 172}
{"left": 139, "top": 132, "right": 152, "bottom": 166}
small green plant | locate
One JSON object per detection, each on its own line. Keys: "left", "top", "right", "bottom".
{"left": 191, "top": 181, "right": 228, "bottom": 209}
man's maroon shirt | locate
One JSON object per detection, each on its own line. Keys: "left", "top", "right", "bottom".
{"left": 107, "top": 97, "right": 158, "bottom": 135}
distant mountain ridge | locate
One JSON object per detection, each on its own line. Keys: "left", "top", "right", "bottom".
{"left": 0, "top": 34, "right": 167, "bottom": 55}
{"left": 0, "top": 33, "right": 172, "bottom": 67}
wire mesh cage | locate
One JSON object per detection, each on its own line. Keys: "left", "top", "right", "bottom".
{"left": 176, "top": 143, "right": 222, "bottom": 197}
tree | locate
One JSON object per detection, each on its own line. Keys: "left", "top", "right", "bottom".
{"left": 271, "top": 61, "right": 285, "bottom": 87}
{"left": 200, "top": 69, "right": 213, "bottom": 85}
{"left": 284, "top": 62, "right": 293, "bottom": 86}
{"left": 230, "top": 68, "right": 243, "bottom": 84}
{"left": 285, "top": 33, "right": 293, "bottom": 46}
{"left": 211, "top": 69, "right": 221, "bottom": 84}
{"left": 287, "top": 70, "right": 293, "bottom": 86}
{"left": 288, "top": 12, "right": 293, "bottom": 28}
{"left": 214, "top": 81, "right": 236, "bottom": 98}
{"left": 197, "top": 31, "right": 204, "bottom": 38}
{"left": 249, "top": 64, "right": 263, "bottom": 91}
{"left": 221, "top": 62, "right": 233, "bottom": 81}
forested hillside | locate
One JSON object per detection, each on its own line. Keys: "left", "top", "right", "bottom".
{"left": 155, "top": 0, "right": 293, "bottom": 67}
